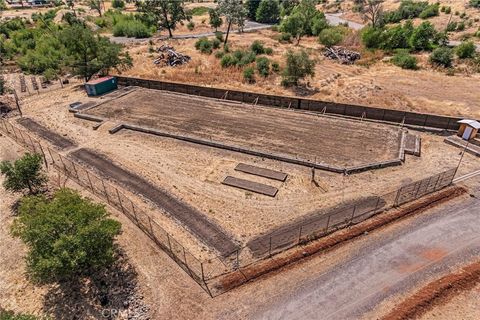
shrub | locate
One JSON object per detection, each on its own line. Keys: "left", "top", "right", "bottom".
{"left": 391, "top": 50, "right": 418, "bottom": 69}
{"left": 271, "top": 61, "right": 280, "bottom": 72}
{"left": 237, "top": 50, "right": 257, "bottom": 67}
{"left": 278, "top": 32, "right": 292, "bottom": 43}
{"left": 440, "top": 6, "right": 445, "bottom": 12}
{"left": 410, "top": 21, "right": 437, "bottom": 51}
{"left": 112, "top": 20, "right": 152, "bottom": 38}
{"left": 419, "top": 4, "right": 439, "bottom": 19}
{"left": 256, "top": 56, "right": 270, "bottom": 77}
{"left": 471, "top": 0, "right": 480, "bottom": 8}
{"left": 281, "top": 49, "right": 316, "bottom": 87}
{"left": 111, "top": 0, "right": 125, "bottom": 9}
{"left": 446, "top": 21, "right": 457, "bottom": 32}
{"left": 11, "top": 189, "right": 122, "bottom": 283}
{"left": 456, "top": 41, "right": 476, "bottom": 59}
{"left": 187, "top": 21, "right": 195, "bottom": 31}
{"left": 220, "top": 54, "right": 237, "bottom": 68}
{"left": 445, "top": 6, "right": 451, "bottom": 14}
{"left": 457, "top": 22, "right": 465, "bottom": 31}
{"left": 318, "top": 27, "right": 345, "bottom": 47}
{"left": 195, "top": 37, "right": 213, "bottom": 54}
{"left": 265, "top": 47, "right": 273, "bottom": 55}
{"left": 256, "top": 0, "right": 280, "bottom": 23}
{"left": 251, "top": 40, "right": 266, "bottom": 54}
{"left": 215, "top": 50, "right": 225, "bottom": 59}
{"left": 243, "top": 66, "right": 255, "bottom": 83}
{"left": 430, "top": 47, "right": 453, "bottom": 67}
{"left": 212, "top": 38, "right": 221, "bottom": 49}
{"left": 361, "top": 27, "right": 385, "bottom": 49}
{"left": 215, "top": 31, "right": 224, "bottom": 42}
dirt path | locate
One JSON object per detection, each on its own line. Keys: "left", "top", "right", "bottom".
{"left": 16, "top": 118, "right": 75, "bottom": 150}
{"left": 253, "top": 196, "right": 480, "bottom": 320}
{"left": 69, "top": 148, "right": 239, "bottom": 257}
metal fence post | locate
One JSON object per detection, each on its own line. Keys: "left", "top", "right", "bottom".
{"left": 166, "top": 233, "right": 173, "bottom": 253}
{"left": 394, "top": 187, "right": 402, "bottom": 207}
{"left": 298, "top": 226, "right": 303, "bottom": 244}
{"left": 102, "top": 179, "right": 110, "bottom": 203}
{"left": 115, "top": 188, "right": 125, "bottom": 213}
{"left": 130, "top": 200, "right": 138, "bottom": 222}
{"left": 350, "top": 205, "right": 357, "bottom": 223}
{"left": 58, "top": 154, "right": 69, "bottom": 177}
{"left": 86, "top": 170, "right": 95, "bottom": 193}
{"left": 47, "top": 147, "right": 55, "bottom": 165}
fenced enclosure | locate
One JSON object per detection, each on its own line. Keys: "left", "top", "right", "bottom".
{"left": 0, "top": 118, "right": 456, "bottom": 297}
{"left": 114, "top": 76, "right": 469, "bottom": 132}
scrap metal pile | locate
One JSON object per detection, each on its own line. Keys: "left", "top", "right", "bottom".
{"left": 324, "top": 46, "right": 361, "bottom": 64}
{"left": 153, "top": 45, "right": 191, "bottom": 67}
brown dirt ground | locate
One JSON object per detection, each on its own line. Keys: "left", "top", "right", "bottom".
{"left": 85, "top": 88, "right": 403, "bottom": 168}
{"left": 12, "top": 84, "right": 480, "bottom": 263}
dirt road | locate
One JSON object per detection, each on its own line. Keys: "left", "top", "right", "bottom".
{"left": 253, "top": 196, "right": 480, "bottom": 320}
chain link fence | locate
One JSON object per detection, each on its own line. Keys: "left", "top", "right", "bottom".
{"left": 0, "top": 118, "right": 456, "bottom": 297}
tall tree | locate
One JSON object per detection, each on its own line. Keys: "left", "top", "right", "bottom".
{"left": 0, "top": 153, "right": 46, "bottom": 194}
{"left": 208, "top": 8, "right": 223, "bottom": 31}
{"left": 245, "top": 0, "right": 261, "bottom": 21}
{"left": 217, "top": 0, "right": 247, "bottom": 46}
{"left": 280, "top": 0, "right": 327, "bottom": 44}
{"left": 89, "top": 0, "right": 104, "bottom": 17}
{"left": 136, "top": 0, "right": 190, "bottom": 38}
{"left": 364, "top": 0, "right": 384, "bottom": 28}
{"left": 11, "top": 189, "right": 122, "bottom": 283}
{"left": 60, "top": 24, "right": 132, "bottom": 82}
{"left": 256, "top": 0, "right": 280, "bottom": 23}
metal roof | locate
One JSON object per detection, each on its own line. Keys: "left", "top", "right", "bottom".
{"left": 458, "top": 119, "right": 480, "bottom": 130}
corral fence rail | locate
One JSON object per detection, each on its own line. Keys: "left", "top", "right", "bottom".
{"left": 114, "top": 76, "right": 469, "bottom": 132}
{"left": 0, "top": 118, "right": 457, "bottom": 297}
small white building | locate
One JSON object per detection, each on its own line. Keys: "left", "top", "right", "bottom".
{"left": 457, "top": 119, "right": 480, "bottom": 141}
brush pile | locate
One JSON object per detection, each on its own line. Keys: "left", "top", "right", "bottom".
{"left": 324, "top": 46, "right": 361, "bottom": 64}
{"left": 153, "top": 45, "right": 191, "bottom": 67}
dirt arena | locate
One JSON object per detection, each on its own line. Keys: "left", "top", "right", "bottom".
{"left": 84, "top": 88, "right": 404, "bottom": 170}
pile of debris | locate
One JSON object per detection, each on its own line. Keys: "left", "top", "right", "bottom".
{"left": 324, "top": 46, "right": 361, "bottom": 64}
{"left": 153, "top": 45, "right": 191, "bottom": 67}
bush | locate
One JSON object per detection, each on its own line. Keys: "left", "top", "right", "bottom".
{"left": 111, "top": 0, "right": 125, "bottom": 9}
{"left": 457, "top": 21, "right": 465, "bottom": 31}
{"left": 471, "top": 0, "right": 480, "bottom": 8}
{"left": 361, "top": 27, "right": 385, "bottom": 49}
{"left": 265, "top": 47, "right": 273, "bottom": 55}
{"left": 456, "top": 41, "right": 476, "bottom": 59}
{"left": 318, "top": 27, "right": 345, "bottom": 47}
{"left": 212, "top": 38, "right": 221, "bottom": 49}
{"left": 215, "top": 31, "right": 224, "bottom": 42}
{"left": 256, "top": 56, "right": 270, "bottom": 77}
{"left": 243, "top": 66, "right": 255, "bottom": 83}
{"left": 220, "top": 54, "right": 238, "bottom": 68}
{"left": 281, "top": 49, "right": 316, "bottom": 87}
{"left": 278, "top": 32, "right": 292, "bottom": 43}
{"left": 410, "top": 21, "right": 437, "bottom": 51}
{"left": 195, "top": 37, "right": 213, "bottom": 54}
{"left": 391, "top": 50, "right": 418, "bottom": 69}
{"left": 187, "top": 21, "right": 195, "bottom": 31}
{"left": 272, "top": 61, "right": 280, "bottom": 72}
{"left": 419, "top": 4, "right": 439, "bottom": 19}
{"left": 215, "top": 50, "right": 225, "bottom": 59}
{"left": 112, "top": 20, "right": 152, "bottom": 38}
{"left": 430, "top": 47, "right": 453, "bottom": 67}
{"left": 446, "top": 21, "right": 457, "bottom": 32}
{"left": 251, "top": 40, "right": 266, "bottom": 54}
{"left": 256, "top": 0, "right": 280, "bottom": 23}
{"left": 445, "top": 6, "right": 451, "bottom": 14}
{"left": 236, "top": 50, "right": 257, "bottom": 67}
{"left": 0, "top": 153, "right": 46, "bottom": 194}
{"left": 11, "top": 189, "right": 122, "bottom": 283}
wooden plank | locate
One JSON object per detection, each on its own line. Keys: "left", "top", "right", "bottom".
{"left": 235, "top": 163, "right": 288, "bottom": 181}
{"left": 222, "top": 176, "right": 278, "bottom": 197}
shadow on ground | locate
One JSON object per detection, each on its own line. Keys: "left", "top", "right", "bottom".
{"left": 42, "top": 249, "right": 149, "bottom": 320}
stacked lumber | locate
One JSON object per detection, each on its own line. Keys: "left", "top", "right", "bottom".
{"left": 153, "top": 45, "right": 191, "bottom": 67}
{"left": 324, "top": 46, "right": 361, "bottom": 64}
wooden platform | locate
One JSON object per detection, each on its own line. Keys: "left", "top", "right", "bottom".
{"left": 235, "top": 163, "right": 288, "bottom": 181}
{"left": 222, "top": 176, "right": 278, "bottom": 197}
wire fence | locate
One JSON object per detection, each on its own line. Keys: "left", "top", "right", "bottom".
{"left": 0, "top": 117, "right": 457, "bottom": 297}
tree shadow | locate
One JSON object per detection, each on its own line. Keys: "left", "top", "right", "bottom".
{"left": 42, "top": 249, "right": 149, "bottom": 320}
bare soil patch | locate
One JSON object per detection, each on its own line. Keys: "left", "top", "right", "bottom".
{"left": 69, "top": 148, "right": 239, "bottom": 257}
{"left": 85, "top": 88, "right": 404, "bottom": 169}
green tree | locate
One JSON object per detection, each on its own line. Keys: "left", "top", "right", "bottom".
{"left": 318, "top": 27, "right": 345, "bottom": 47}
{"left": 280, "top": 12, "right": 304, "bottom": 44}
{"left": 0, "top": 153, "right": 46, "bottom": 194}
{"left": 208, "top": 8, "right": 222, "bottom": 31}
{"left": 136, "top": 0, "right": 190, "bottom": 38}
{"left": 456, "top": 41, "right": 476, "bottom": 59}
{"left": 409, "top": 21, "right": 437, "bottom": 51}
{"left": 89, "top": 0, "right": 104, "bottom": 17}
{"left": 218, "top": 0, "right": 248, "bottom": 46}
{"left": 281, "top": 49, "right": 316, "bottom": 86}
{"left": 11, "top": 189, "right": 122, "bottom": 283}
{"left": 245, "top": 0, "right": 261, "bottom": 21}
{"left": 112, "top": 0, "right": 125, "bottom": 9}
{"left": 429, "top": 46, "right": 453, "bottom": 67}
{"left": 280, "top": 0, "right": 299, "bottom": 17}
{"left": 256, "top": 0, "right": 280, "bottom": 23}
{"left": 280, "top": 0, "right": 327, "bottom": 44}
{"left": 60, "top": 24, "right": 132, "bottom": 82}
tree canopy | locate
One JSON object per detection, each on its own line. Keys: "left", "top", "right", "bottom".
{"left": 0, "top": 153, "right": 46, "bottom": 194}
{"left": 281, "top": 49, "right": 316, "bottom": 86}
{"left": 217, "top": 0, "right": 247, "bottom": 45}
{"left": 136, "top": 0, "right": 190, "bottom": 38}
{"left": 11, "top": 188, "right": 122, "bottom": 283}
{"left": 280, "top": 0, "right": 328, "bottom": 44}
